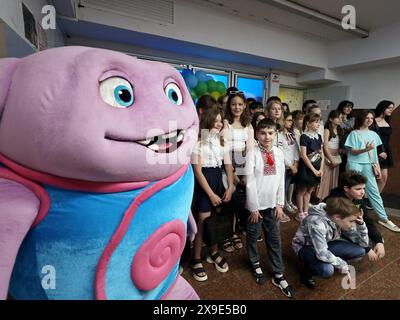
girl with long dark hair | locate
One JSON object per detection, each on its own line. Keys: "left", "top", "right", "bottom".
{"left": 371, "top": 100, "right": 398, "bottom": 192}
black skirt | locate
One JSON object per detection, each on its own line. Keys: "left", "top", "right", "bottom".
{"left": 193, "top": 167, "right": 224, "bottom": 213}
{"left": 379, "top": 146, "right": 394, "bottom": 169}
{"left": 296, "top": 159, "right": 321, "bottom": 187}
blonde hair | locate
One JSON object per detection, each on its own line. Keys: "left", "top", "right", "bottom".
{"left": 266, "top": 100, "right": 283, "bottom": 130}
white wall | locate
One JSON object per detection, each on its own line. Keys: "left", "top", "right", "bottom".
{"left": 335, "top": 62, "right": 400, "bottom": 109}
{"left": 65, "top": 36, "right": 271, "bottom": 75}
{"left": 279, "top": 71, "right": 301, "bottom": 87}
{"left": 329, "top": 21, "right": 400, "bottom": 69}
{"left": 0, "top": 0, "right": 64, "bottom": 51}
{"left": 76, "top": 0, "right": 329, "bottom": 69}
{"left": 308, "top": 61, "right": 400, "bottom": 111}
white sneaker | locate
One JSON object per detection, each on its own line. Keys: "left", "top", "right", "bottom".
{"left": 289, "top": 202, "right": 298, "bottom": 211}
{"left": 378, "top": 220, "right": 400, "bottom": 233}
{"left": 284, "top": 203, "right": 296, "bottom": 214}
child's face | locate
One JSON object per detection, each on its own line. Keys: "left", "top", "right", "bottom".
{"left": 230, "top": 96, "right": 245, "bottom": 117}
{"left": 331, "top": 116, "right": 342, "bottom": 126}
{"left": 251, "top": 106, "right": 263, "bottom": 115}
{"left": 284, "top": 116, "right": 293, "bottom": 129}
{"left": 308, "top": 120, "right": 320, "bottom": 132}
{"left": 294, "top": 117, "right": 303, "bottom": 130}
{"left": 333, "top": 214, "right": 358, "bottom": 231}
{"left": 344, "top": 184, "right": 366, "bottom": 200}
{"left": 343, "top": 105, "right": 352, "bottom": 115}
{"left": 256, "top": 127, "right": 276, "bottom": 149}
{"left": 212, "top": 114, "right": 223, "bottom": 133}
{"left": 269, "top": 103, "right": 282, "bottom": 121}
{"left": 384, "top": 104, "right": 395, "bottom": 117}
{"left": 363, "top": 113, "right": 374, "bottom": 128}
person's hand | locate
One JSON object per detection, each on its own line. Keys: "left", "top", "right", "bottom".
{"left": 374, "top": 243, "right": 385, "bottom": 259}
{"left": 375, "top": 167, "right": 382, "bottom": 180}
{"left": 248, "top": 210, "right": 262, "bottom": 224}
{"left": 367, "top": 249, "right": 379, "bottom": 262}
{"left": 313, "top": 169, "right": 321, "bottom": 177}
{"left": 379, "top": 152, "right": 388, "bottom": 160}
{"left": 275, "top": 206, "right": 284, "bottom": 221}
{"left": 355, "top": 209, "right": 364, "bottom": 225}
{"left": 209, "top": 193, "right": 222, "bottom": 206}
{"left": 290, "top": 165, "right": 298, "bottom": 175}
{"left": 222, "top": 187, "right": 234, "bottom": 202}
{"left": 233, "top": 174, "right": 241, "bottom": 186}
{"left": 332, "top": 161, "right": 340, "bottom": 168}
{"left": 365, "top": 141, "right": 375, "bottom": 152}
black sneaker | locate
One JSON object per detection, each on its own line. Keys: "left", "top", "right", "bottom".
{"left": 272, "top": 275, "right": 294, "bottom": 298}
{"left": 364, "top": 198, "right": 373, "bottom": 210}
{"left": 300, "top": 272, "right": 316, "bottom": 289}
{"left": 257, "top": 235, "right": 263, "bottom": 242}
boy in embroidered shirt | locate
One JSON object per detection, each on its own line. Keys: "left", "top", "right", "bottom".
{"left": 245, "top": 118, "right": 294, "bottom": 298}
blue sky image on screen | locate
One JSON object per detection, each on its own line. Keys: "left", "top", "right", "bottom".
{"left": 237, "top": 77, "right": 264, "bottom": 102}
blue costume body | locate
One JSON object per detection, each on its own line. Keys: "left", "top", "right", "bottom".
{"left": 9, "top": 166, "right": 194, "bottom": 300}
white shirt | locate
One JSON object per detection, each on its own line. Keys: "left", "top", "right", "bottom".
{"left": 192, "top": 134, "right": 224, "bottom": 168}
{"left": 226, "top": 123, "right": 250, "bottom": 172}
{"left": 282, "top": 132, "right": 300, "bottom": 168}
{"left": 245, "top": 145, "right": 285, "bottom": 212}
{"left": 293, "top": 128, "right": 302, "bottom": 150}
{"left": 327, "top": 135, "right": 340, "bottom": 150}
{"left": 226, "top": 123, "right": 249, "bottom": 152}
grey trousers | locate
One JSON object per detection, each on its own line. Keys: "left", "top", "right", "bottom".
{"left": 246, "top": 208, "right": 284, "bottom": 274}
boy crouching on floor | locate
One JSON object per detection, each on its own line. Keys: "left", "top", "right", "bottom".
{"left": 292, "top": 197, "right": 369, "bottom": 289}
{"left": 245, "top": 118, "right": 294, "bottom": 298}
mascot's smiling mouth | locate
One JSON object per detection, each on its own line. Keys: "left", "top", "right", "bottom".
{"left": 105, "top": 130, "right": 185, "bottom": 153}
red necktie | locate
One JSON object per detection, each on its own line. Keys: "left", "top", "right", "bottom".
{"left": 266, "top": 151, "right": 274, "bottom": 166}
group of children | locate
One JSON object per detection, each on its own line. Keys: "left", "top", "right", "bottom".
{"left": 188, "top": 89, "right": 399, "bottom": 298}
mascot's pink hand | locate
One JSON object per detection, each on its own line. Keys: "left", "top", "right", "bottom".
{"left": 0, "top": 179, "right": 39, "bottom": 300}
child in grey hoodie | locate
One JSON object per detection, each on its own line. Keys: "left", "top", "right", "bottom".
{"left": 292, "top": 197, "right": 369, "bottom": 289}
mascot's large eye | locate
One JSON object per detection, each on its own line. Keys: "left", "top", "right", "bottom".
{"left": 100, "top": 77, "right": 134, "bottom": 108}
{"left": 164, "top": 83, "right": 183, "bottom": 105}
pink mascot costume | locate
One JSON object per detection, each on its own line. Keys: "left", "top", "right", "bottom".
{"left": 0, "top": 46, "right": 199, "bottom": 300}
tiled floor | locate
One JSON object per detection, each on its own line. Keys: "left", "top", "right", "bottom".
{"left": 182, "top": 208, "right": 400, "bottom": 300}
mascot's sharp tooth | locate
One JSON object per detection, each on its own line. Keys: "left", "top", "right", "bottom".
{"left": 177, "top": 131, "right": 185, "bottom": 142}
{"left": 147, "top": 143, "right": 159, "bottom": 151}
{"left": 137, "top": 138, "right": 152, "bottom": 145}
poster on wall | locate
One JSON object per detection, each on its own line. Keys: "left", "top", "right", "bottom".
{"left": 279, "top": 87, "right": 304, "bottom": 111}
{"left": 22, "top": 3, "right": 38, "bottom": 49}
{"left": 271, "top": 72, "right": 280, "bottom": 83}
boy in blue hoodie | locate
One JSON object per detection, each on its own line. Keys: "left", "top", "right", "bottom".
{"left": 292, "top": 197, "right": 369, "bottom": 289}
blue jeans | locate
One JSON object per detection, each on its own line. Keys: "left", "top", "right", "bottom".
{"left": 298, "top": 240, "right": 366, "bottom": 278}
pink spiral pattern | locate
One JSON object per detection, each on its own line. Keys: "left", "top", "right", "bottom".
{"left": 131, "top": 220, "right": 186, "bottom": 291}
